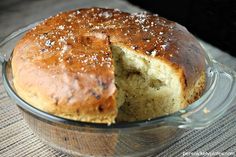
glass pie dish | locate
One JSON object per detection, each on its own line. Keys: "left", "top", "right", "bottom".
{"left": 0, "top": 22, "right": 236, "bottom": 157}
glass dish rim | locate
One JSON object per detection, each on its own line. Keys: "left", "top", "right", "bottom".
{"left": 1, "top": 22, "right": 215, "bottom": 130}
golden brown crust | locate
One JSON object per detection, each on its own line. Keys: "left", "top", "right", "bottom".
{"left": 12, "top": 8, "right": 206, "bottom": 123}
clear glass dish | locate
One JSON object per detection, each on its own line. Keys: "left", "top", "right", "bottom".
{"left": 0, "top": 22, "right": 236, "bottom": 157}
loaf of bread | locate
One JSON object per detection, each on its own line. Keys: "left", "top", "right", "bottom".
{"left": 12, "top": 8, "right": 206, "bottom": 124}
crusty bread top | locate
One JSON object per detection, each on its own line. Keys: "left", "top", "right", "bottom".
{"left": 26, "top": 8, "right": 205, "bottom": 88}
{"left": 12, "top": 8, "right": 206, "bottom": 123}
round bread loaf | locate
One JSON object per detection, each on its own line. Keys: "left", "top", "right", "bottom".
{"left": 12, "top": 8, "right": 206, "bottom": 124}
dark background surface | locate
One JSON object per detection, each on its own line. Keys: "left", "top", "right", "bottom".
{"left": 128, "top": 0, "right": 236, "bottom": 57}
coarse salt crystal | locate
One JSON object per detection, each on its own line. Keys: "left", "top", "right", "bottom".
{"left": 131, "top": 46, "right": 136, "bottom": 50}
{"left": 91, "top": 55, "right": 98, "bottom": 61}
{"left": 69, "top": 14, "right": 75, "bottom": 18}
{"left": 143, "top": 28, "right": 148, "bottom": 32}
{"left": 161, "top": 44, "right": 167, "bottom": 50}
{"left": 93, "top": 26, "right": 100, "bottom": 29}
{"left": 150, "top": 50, "right": 157, "bottom": 57}
{"left": 59, "top": 36, "right": 67, "bottom": 44}
{"left": 61, "top": 45, "right": 68, "bottom": 53}
{"left": 39, "top": 35, "right": 45, "bottom": 40}
{"left": 99, "top": 12, "right": 109, "bottom": 18}
{"left": 45, "top": 40, "right": 55, "bottom": 47}
{"left": 58, "top": 25, "right": 65, "bottom": 30}
{"left": 58, "top": 57, "right": 63, "bottom": 62}
{"left": 145, "top": 51, "right": 150, "bottom": 55}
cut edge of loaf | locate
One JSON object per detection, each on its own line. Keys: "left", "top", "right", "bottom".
{"left": 111, "top": 44, "right": 206, "bottom": 122}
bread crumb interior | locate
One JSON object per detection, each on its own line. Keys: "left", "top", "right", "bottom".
{"left": 111, "top": 45, "right": 182, "bottom": 122}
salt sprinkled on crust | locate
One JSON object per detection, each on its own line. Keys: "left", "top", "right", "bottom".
{"left": 58, "top": 57, "right": 63, "bottom": 62}
{"left": 143, "top": 28, "right": 148, "bottom": 32}
{"left": 150, "top": 31, "right": 155, "bottom": 36}
{"left": 58, "top": 25, "right": 65, "bottom": 30}
{"left": 58, "top": 36, "right": 67, "bottom": 44}
{"left": 131, "top": 45, "right": 138, "bottom": 50}
{"left": 45, "top": 40, "right": 55, "bottom": 47}
{"left": 29, "top": 8, "right": 178, "bottom": 72}
{"left": 145, "top": 49, "right": 158, "bottom": 57}
{"left": 145, "top": 51, "right": 150, "bottom": 55}
{"left": 61, "top": 45, "right": 68, "bottom": 53}
{"left": 150, "top": 50, "right": 157, "bottom": 57}
{"left": 130, "top": 12, "right": 157, "bottom": 33}
{"left": 69, "top": 13, "right": 76, "bottom": 18}
{"left": 161, "top": 44, "right": 167, "bottom": 50}
{"left": 98, "top": 12, "right": 112, "bottom": 18}
{"left": 91, "top": 54, "right": 98, "bottom": 61}
{"left": 67, "top": 19, "right": 72, "bottom": 22}
{"left": 93, "top": 26, "right": 101, "bottom": 30}
{"left": 131, "top": 12, "right": 148, "bottom": 24}
{"left": 39, "top": 34, "right": 46, "bottom": 40}
{"left": 68, "top": 31, "right": 76, "bottom": 42}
